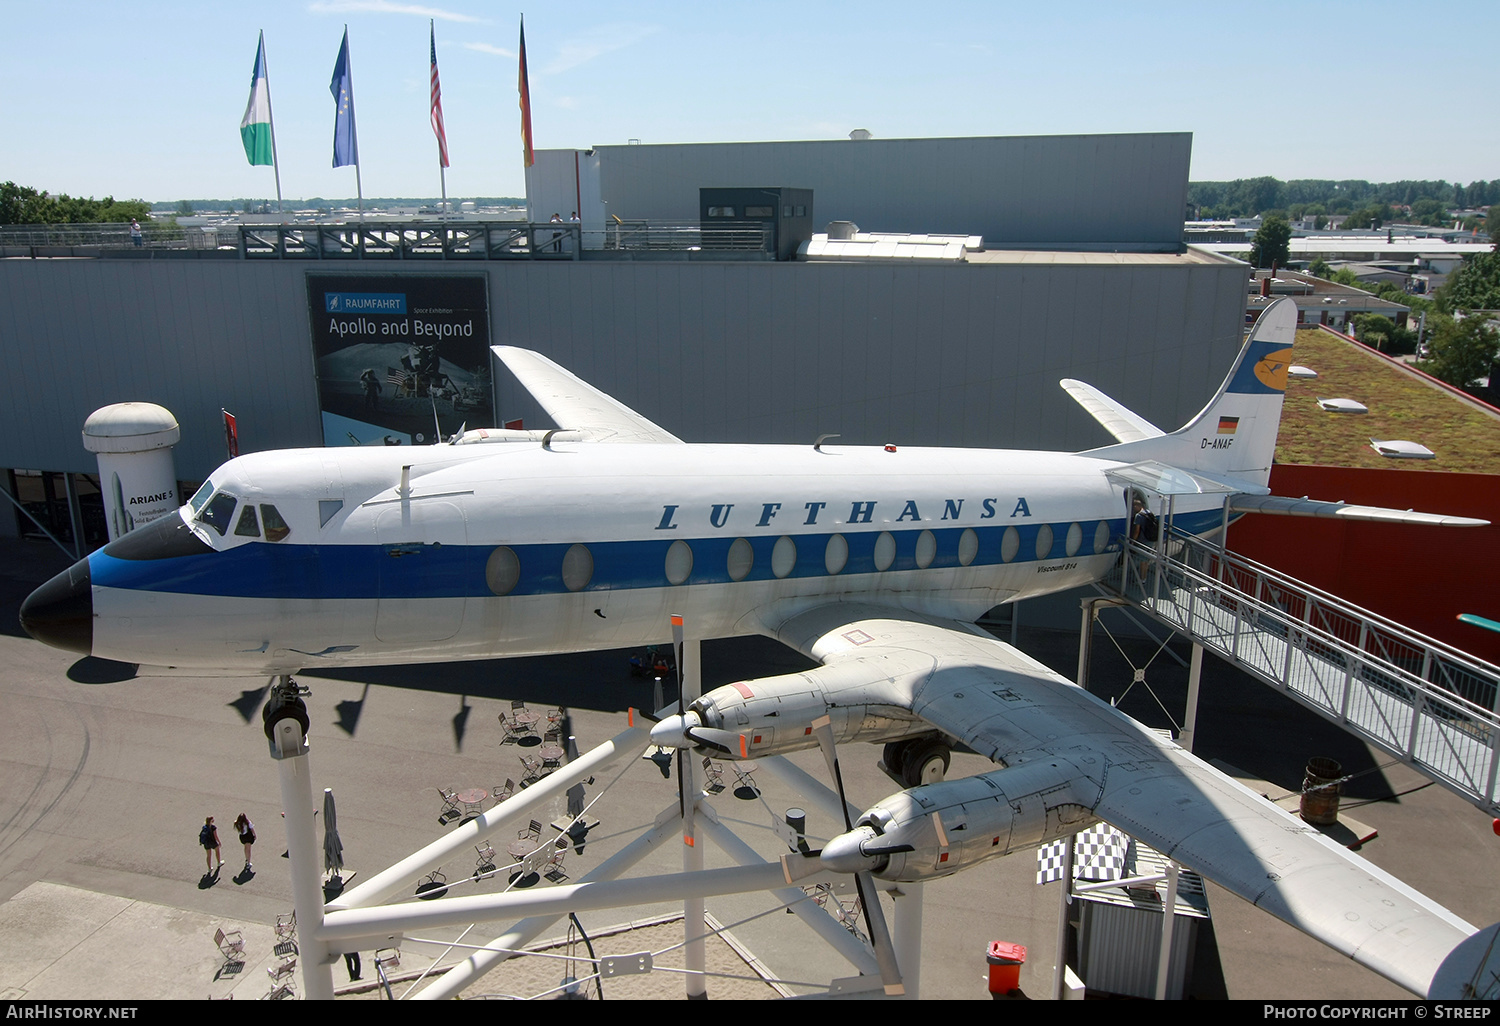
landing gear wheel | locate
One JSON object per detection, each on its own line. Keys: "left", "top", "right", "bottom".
{"left": 882, "top": 740, "right": 910, "bottom": 780}
{"left": 262, "top": 681, "right": 311, "bottom": 742}
{"left": 901, "top": 738, "right": 950, "bottom": 788}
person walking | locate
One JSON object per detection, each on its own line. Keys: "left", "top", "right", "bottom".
{"left": 200, "top": 816, "right": 223, "bottom": 874}
{"left": 234, "top": 813, "right": 257, "bottom": 872}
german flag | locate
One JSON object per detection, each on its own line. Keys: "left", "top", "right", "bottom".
{"left": 518, "top": 18, "right": 534, "bottom": 168}
{"left": 1217, "top": 416, "right": 1239, "bottom": 435}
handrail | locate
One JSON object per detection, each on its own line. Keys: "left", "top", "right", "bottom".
{"left": 1111, "top": 528, "right": 1500, "bottom": 812}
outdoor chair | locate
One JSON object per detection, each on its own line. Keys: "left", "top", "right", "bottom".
{"left": 214, "top": 926, "right": 246, "bottom": 964}
{"left": 702, "top": 756, "right": 726, "bottom": 794}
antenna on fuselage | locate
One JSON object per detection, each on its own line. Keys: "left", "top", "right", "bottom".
{"left": 814, "top": 433, "right": 840, "bottom": 452}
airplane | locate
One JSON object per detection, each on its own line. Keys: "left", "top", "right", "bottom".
{"left": 18, "top": 297, "right": 1495, "bottom": 997}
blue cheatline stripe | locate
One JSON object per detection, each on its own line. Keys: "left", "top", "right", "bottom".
{"left": 90, "top": 519, "right": 1129, "bottom": 600}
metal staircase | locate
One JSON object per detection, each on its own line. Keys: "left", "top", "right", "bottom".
{"left": 1102, "top": 529, "right": 1500, "bottom": 816}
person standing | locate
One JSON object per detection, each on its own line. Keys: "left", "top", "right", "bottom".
{"left": 200, "top": 816, "right": 223, "bottom": 874}
{"left": 234, "top": 813, "right": 257, "bottom": 872}
{"left": 130, "top": 219, "right": 143, "bottom": 247}
{"left": 360, "top": 368, "right": 381, "bottom": 411}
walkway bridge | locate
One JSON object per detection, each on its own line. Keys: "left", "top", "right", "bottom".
{"left": 1098, "top": 529, "right": 1500, "bottom": 816}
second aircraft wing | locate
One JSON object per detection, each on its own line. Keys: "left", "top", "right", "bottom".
{"left": 765, "top": 602, "right": 1476, "bottom": 997}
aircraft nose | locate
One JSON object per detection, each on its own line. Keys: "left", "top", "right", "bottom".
{"left": 20, "top": 557, "right": 93, "bottom": 656}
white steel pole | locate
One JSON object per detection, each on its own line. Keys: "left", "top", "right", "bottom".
{"left": 1050, "top": 834, "right": 1076, "bottom": 1000}
{"left": 892, "top": 881, "right": 924, "bottom": 999}
{"left": 1154, "top": 861, "right": 1181, "bottom": 1000}
{"left": 413, "top": 809, "right": 683, "bottom": 1000}
{"left": 674, "top": 614, "right": 707, "bottom": 999}
{"left": 272, "top": 712, "right": 334, "bottom": 999}
{"left": 331, "top": 725, "right": 648, "bottom": 911}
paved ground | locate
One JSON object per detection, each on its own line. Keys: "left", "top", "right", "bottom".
{"left": 1, "top": 537, "right": 1496, "bottom": 1001}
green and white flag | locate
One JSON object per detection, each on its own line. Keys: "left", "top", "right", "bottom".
{"left": 240, "top": 33, "right": 274, "bottom": 166}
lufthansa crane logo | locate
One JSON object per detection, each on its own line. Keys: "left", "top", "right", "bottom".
{"left": 1253, "top": 348, "right": 1293, "bottom": 391}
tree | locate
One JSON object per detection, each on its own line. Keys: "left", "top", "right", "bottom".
{"left": 1308, "top": 257, "right": 1333, "bottom": 279}
{"left": 1249, "top": 215, "right": 1291, "bottom": 269}
{"left": 175, "top": 199, "right": 194, "bottom": 216}
{"left": 1442, "top": 252, "right": 1500, "bottom": 311}
{"left": 1417, "top": 313, "right": 1499, "bottom": 388}
{"left": 0, "top": 181, "right": 149, "bottom": 225}
{"left": 1352, "top": 313, "right": 1417, "bottom": 355}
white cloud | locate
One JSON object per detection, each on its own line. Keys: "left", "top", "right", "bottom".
{"left": 462, "top": 42, "right": 516, "bottom": 58}
{"left": 543, "top": 24, "right": 659, "bottom": 75}
{"left": 308, "top": 1, "right": 485, "bottom": 23}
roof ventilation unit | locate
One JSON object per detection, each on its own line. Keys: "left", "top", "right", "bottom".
{"left": 1317, "top": 398, "right": 1368, "bottom": 413}
{"left": 1370, "top": 439, "right": 1435, "bottom": 459}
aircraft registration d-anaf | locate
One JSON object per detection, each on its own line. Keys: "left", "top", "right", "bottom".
{"left": 20, "top": 298, "right": 1490, "bottom": 997}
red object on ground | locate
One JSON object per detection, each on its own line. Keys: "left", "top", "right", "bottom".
{"left": 1492, "top": 818, "right": 1499, "bottom": 837}
{"left": 986, "top": 941, "right": 1027, "bottom": 993}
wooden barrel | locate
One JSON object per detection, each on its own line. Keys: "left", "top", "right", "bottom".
{"left": 1299, "top": 756, "right": 1343, "bottom": 825}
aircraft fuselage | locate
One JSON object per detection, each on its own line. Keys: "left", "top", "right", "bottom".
{"left": 30, "top": 440, "right": 1158, "bottom": 674}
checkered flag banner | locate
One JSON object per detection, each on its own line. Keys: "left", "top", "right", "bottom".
{"left": 1036, "top": 823, "right": 1129, "bottom": 885}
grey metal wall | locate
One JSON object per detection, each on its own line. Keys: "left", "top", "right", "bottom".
{"left": 487, "top": 258, "right": 1248, "bottom": 452}
{"left": 0, "top": 260, "right": 324, "bottom": 478}
{"left": 590, "top": 133, "right": 1192, "bottom": 250}
{"left": 0, "top": 255, "right": 1246, "bottom": 480}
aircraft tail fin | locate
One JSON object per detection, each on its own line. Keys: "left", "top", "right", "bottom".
{"left": 1079, "top": 297, "right": 1298, "bottom": 491}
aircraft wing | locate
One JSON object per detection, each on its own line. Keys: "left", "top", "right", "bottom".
{"left": 1059, "top": 378, "right": 1165, "bottom": 443}
{"left": 768, "top": 603, "right": 1476, "bottom": 997}
{"left": 1229, "top": 494, "right": 1490, "bottom": 527}
{"left": 492, "top": 345, "right": 684, "bottom": 444}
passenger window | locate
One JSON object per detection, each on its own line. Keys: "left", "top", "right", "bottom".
{"left": 196, "top": 492, "right": 237, "bottom": 536}
{"left": 234, "top": 505, "right": 261, "bottom": 537}
{"left": 261, "top": 504, "right": 291, "bottom": 542}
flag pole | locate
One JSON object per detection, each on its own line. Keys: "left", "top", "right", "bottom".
{"left": 433, "top": 20, "right": 447, "bottom": 218}
{"left": 348, "top": 26, "right": 363, "bottom": 222}
{"left": 260, "top": 30, "right": 284, "bottom": 214}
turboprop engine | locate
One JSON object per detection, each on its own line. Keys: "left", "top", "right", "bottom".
{"left": 821, "top": 757, "right": 1101, "bottom": 883}
{"left": 649, "top": 661, "right": 932, "bottom": 758}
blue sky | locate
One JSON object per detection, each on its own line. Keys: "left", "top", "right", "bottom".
{"left": 2, "top": 0, "right": 1496, "bottom": 203}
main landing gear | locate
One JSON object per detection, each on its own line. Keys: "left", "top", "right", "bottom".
{"left": 263, "top": 675, "right": 311, "bottom": 743}
{"left": 881, "top": 735, "right": 952, "bottom": 788}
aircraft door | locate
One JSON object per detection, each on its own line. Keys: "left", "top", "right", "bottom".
{"left": 374, "top": 500, "right": 467, "bottom": 644}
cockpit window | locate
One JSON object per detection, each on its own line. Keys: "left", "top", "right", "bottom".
{"left": 188, "top": 481, "right": 215, "bottom": 514}
{"left": 234, "top": 504, "right": 261, "bottom": 538}
{"left": 261, "top": 504, "right": 291, "bottom": 543}
{"left": 195, "top": 491, "right": 238, "bottom": 537}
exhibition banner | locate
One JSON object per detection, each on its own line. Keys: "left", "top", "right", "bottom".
{"left": 306, "top": 273, "right": 492, "bottom": 447}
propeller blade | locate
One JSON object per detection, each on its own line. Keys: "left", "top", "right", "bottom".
{"left": 854, "top": 871, "right": 905, "bottom": 996}
{"left": 810, "top": 715, "right": 903, "bottom": 995}
{"left": 810, "top": 715, "right": 854, "bottom": 830}
{"left": 671, "top": 615, "right": 688, "bottom": 830}
{"left": 685, "top": 725, "right": 746, "bottom": 756}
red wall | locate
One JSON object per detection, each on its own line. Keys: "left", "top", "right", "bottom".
{"left": 1228, "top": 465, "right": 1500, "bottom": 665}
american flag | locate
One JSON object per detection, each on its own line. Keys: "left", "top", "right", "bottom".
{"left": 386, "top": 367, "right": 408, "bottom": 387}
{"left": 429, "top": 22, "right": 449, "bottom": 168}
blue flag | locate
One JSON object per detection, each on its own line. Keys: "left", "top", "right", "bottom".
{"left": 330, "top": 28, "right": 358, "bottom": 168}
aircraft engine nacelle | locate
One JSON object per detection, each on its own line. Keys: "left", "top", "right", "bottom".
{"left": 650, "top": 660, "right": 931, "bottom": 759}
{"left": 821, "top": 757, "right": 1101, "bottom": 883}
